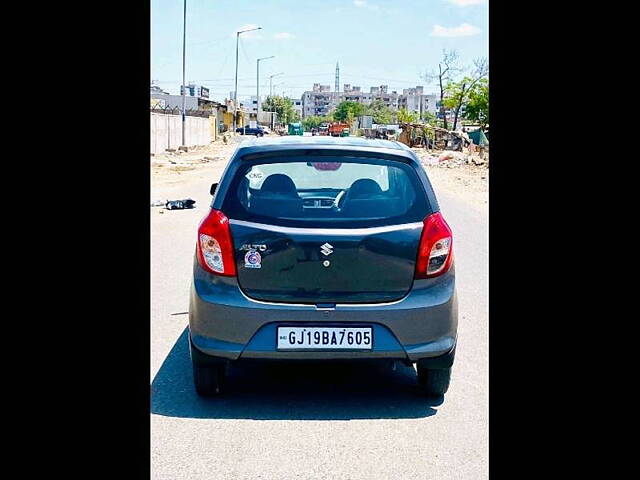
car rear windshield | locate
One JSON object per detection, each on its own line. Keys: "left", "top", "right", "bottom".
{"left": 220, "top": 154, "right": 431, "bottom": 228}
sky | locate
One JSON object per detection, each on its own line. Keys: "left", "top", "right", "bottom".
{"left": 151, "top": 0, "right": 488, "bottom": 103}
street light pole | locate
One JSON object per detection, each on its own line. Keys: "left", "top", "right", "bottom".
{"left": 256, "top": 56, "right": 274, "bottom": 124}
{"left": 269, "top": 77, "right": 284, "bottom": 130}
{"left": 181, "top": 0, "right": 187, "bottom": 147}
{"left": 268, "top": 73, "right": 283, "bottom": 131}
{"left": 233, "top": 26, "right": 262, "bottom": 133}
{"left": 233, "top": 32, "right": 239, "bottom": 133}
{"left": 269, "top": 72, "right": 284, "bottom": 97}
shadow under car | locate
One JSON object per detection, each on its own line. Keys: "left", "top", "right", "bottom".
{"left": 151, "top": 328, "right": 444, "bottom": 420}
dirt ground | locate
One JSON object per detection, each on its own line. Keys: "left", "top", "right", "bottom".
{"left": 151, "top": 142, "right": 238, "bottom": 189}
{"left": 410, "top": 147, "right": 489, "bottom": 212}
{"left": 150, "top": 140, "right": 489, "bottom": 213}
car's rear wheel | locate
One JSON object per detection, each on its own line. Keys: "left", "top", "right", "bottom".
{"left": 190, "top": 338, "right": 226, "bottom": 396}
{"left": 417, "top": 366, "right": 451, "bottom": 396}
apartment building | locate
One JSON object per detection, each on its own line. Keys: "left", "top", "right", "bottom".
{"left": 291, "top": 98, "right": 303, "bottom": 118}
{"left": 300, "top": 83, "right": 436, "bottom": 119}
{"left": 302, "top": 85, "right": 336, "bottom": 117}
{"left": 397, "top": 86, "right": 438, "bottom": 117}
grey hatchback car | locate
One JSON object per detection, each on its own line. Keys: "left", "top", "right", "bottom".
{"left": 189, "top": 136, "right": 457, "bottom": 397}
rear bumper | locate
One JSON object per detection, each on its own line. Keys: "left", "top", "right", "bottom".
{"left": 189, "top": 261, "right": 457, "bottom": 363}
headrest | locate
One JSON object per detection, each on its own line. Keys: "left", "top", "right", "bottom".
{"left": 348, "top": 179, "right": 383, "bottom": 198}
{"left": 260, "top": 174, "right": 298, "bottom": 197}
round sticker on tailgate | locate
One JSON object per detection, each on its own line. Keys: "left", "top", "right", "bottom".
{"left": 244, "top": 250, "right": 262, "bottom": 269}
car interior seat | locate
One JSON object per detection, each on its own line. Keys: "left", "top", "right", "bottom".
{"left": 341, "top": 178, "right": 400, "bottom": 218}
{"left": 250, "top": 174, "right": 303, "bottom": 217}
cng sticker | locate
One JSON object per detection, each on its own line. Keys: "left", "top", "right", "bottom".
{"left": 244, "top": 250, "right": 262, "bottom": 269}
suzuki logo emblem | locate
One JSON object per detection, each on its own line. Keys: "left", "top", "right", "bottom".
{"left": 320, "top": 243, "right": 333, "bottom": 256}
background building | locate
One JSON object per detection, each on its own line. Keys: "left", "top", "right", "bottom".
{"left": 150, "top": 84, "right": 169, "bottom": 95}
{"left": 397, "top": 87, "right": 438, "bottom": 117}
{"left": 180, "top": 83, "right": 210, "bottom": 99}
{"left": 300, "top": 82, "right": 434, "bottom": 119}
{"left": 150, "top": 93, "right": 198, "bottom": 110}
{"left": 291, "top": 99, "right": 303, "bottom": 119}
{"left": 246, "top": 96, "right": 261, "bottom": 115}
{"left": 343, "top": 85, "right": 373, "bottom": 106}
{"left": 302, "top": 87, "right": 336, "bottom": 117}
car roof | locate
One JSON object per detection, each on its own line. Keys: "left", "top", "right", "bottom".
{"left": 234, "top": 136, "right": 415, "bottom": 160}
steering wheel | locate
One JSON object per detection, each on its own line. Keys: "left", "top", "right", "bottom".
{"left": 333, "top": 190, "right": 347, "bottom": 211}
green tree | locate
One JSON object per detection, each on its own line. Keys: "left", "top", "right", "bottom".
{"left": 365, "top": 99, "right": 394, "bottom": 125}
{"left": 442, "top": 58, "right": 488, "bottom": 131}
{"left": 422, "top": 49, "right": 461, "bottom": 131}
{"left": 397, "top": 108, "right": 418, "bottom": 124}
{"left": 302, "top": 115, "right": 331, "bottom": 131}
{"left": 420, "top": 111, "right": 437, "bottom": 125}
{"left": 463, "top": 78, "right": 488, "bottom": 129}
{"left": 332, "top": 101, "right": 365, "bottom": 124}
{"left": 262, "top": 95, "right": 296, "bottom": 125}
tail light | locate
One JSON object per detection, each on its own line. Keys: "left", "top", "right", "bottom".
{"left": 415, "top": 212, "right": 453, "bottom": 278}
{"left": 196, "top": 209, "right": 236, "bottom": 276}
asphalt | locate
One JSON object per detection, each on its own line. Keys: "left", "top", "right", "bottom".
{"left": 150, "top": 142, "right": 488, "bottom": 479}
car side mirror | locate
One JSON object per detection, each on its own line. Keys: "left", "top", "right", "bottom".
{"left": 210, "top": 183, "right": 218, "bottom": 195}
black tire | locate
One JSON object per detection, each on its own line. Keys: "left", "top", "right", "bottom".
{"left": 417, "top": 366, "right": 451, "bottom": 396}
{"left": 190, "top": 339, "right": 226, "bottom": 396}
{"left": 258, "top": 133, "right": 264, "bottom": 137}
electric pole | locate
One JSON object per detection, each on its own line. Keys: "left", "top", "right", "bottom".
{"left": 269, "top": 72, "right": 283, "bottom": 97}
{"left": 257, "top": 56, "right": 275, "bottom": 125}
{"left": 233, "top": 26, "right": 262, "bottom": 132}
{"left": 181, "top": 0, "right": 187, "bottom": 147}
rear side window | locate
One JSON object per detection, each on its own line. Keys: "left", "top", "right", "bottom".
{"left": 221, "top": 155, "right": 431, "bottom": 228}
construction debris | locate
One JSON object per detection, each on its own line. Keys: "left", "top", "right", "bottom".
{"left": 362, "top": 126, "right": 399, "bottom": 140}
{"left": 165, "top": 198, "right": 196, "bottom": 210}
{"left": 398, "top": 123, "right": 479, "bottom": 152}
{"left": 413, "top": 147, "right": 489, "bottom": 169}
{"left": 436, "top": 151, "right": 469, "bottom": 168}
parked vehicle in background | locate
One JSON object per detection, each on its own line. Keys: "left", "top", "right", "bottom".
{"left": 189, "top": 136, "right": 458, "bottom": 399}
{"left": 318, "top": 123, "right": 330, "bottom": 136}
{"left": 329, "top": 122, "right": 350, "bottom": 137}
{"left": 236, "top": 126, "right": 265, "bottom": 137}
{"left": 288, "top": 122, "right": 304, "bottom": 136}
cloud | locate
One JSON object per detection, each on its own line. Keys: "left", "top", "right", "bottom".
{"left": 232, "top": 24, "right": 263, "bottom": 40}
{"left": 274, "top": 32, "right": 296, "bottom": 40}
{"left": 448, "top": 0, "right": 485, "bottom": 6}
{"left": 430, "top": 23, "right": 481, "bottom": 37}
{"left": 353, "top": 0, "right": 380, "bottom": 10}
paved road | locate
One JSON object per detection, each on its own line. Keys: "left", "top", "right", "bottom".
{"left": 151, "top": 144, "right": 488, "bottom": 479}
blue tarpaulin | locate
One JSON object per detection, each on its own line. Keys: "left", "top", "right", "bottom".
{"left": 468, "top": 129, "right": 489, "bottom": 146}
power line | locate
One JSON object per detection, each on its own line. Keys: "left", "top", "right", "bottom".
{"left": 152, "top": 73, "right": 336, "bottom": 83}
{"left": 342, "top": 75, "right": 423, "bottom": 84}
{"left": 187, "top": 34, "right": 231, "bottom": 48}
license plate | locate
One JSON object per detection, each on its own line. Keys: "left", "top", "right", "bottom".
{"left": 277, "top": 327, "right": 373, "bottom": 350}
